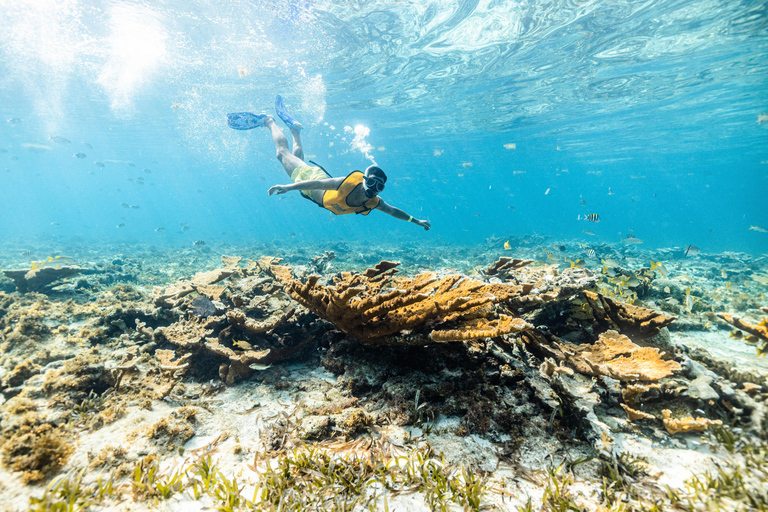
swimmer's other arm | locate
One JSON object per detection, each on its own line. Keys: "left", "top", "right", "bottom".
{"left": 268, "top": 177, "right": 344, "bottom": 195}
{"left": 376, "top": 199, "right": 431, "bottom": 231}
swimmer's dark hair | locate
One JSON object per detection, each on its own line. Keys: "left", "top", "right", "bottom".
{"left": 365, "top": 165, "right": 387, "bottom": 182}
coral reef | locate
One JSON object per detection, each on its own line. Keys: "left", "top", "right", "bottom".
{"left": 583, "top": 291, "right": 676, "bottom": 337}
{"left": 661, "top": 409, "right": 723, "bottom": 434}
{"left": 479, "top": 256, "right": 533, "bottom": 278}
{"left": 523, "top": 329, "right": 680, "bottom": 382}
{"left": 272, "top": 262, "right": 532, "bottom": 344}
{"left": 3, "top": 266, "right": 84, "bottom": 293}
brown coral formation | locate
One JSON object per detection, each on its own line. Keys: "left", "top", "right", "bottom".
{"left": 523, "top": 330, "right": 680, "bottom": 383}
{"left": 3, "top": 266, "right": 84, "bottom": 293}
{"left": 272, "top": 263, "right": 532, "bottom": 344}
{"left": 621, "top": 404, "right": 655, "bottom": 421}
{"left": 583, "top": 291, "right": 676, "bottom": 337}
{"left": 154, "top": 316, "right": 217, "bottom": 348}
{"left": 481, "top": 257, "right": 533, "bottom": 277}
{"left": 227, "top": 308, "right": 295, "bottom": 335}
{"left": 661, "top": 409, "right": 722, "bottom": 435}
{"left": 716, "top": 312, "right": 768, "bottom": 342}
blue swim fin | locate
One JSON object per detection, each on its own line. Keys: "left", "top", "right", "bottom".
{"left": 275, "top": 95, "right": 302, "bottom": 131}
{"left": 226, "top": 112, "right": 267, "bottom": 130}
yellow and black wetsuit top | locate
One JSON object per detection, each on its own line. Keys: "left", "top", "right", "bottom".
{"left": 322, "top": 171, "right": 380, "bottom": 215}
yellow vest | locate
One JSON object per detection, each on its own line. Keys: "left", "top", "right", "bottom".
{"left": 322, "top": 171, "right": 380, "bottom": 215}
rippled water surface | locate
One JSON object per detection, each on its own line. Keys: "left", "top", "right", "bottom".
{"left": 0, "top": 0, "right": 766, "bottom": 251}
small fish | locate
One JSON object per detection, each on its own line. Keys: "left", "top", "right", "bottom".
{"left": 130, "top": 204, "right": 140, "bottom": 209}
{"left": 622, "top": 237, "right": 643, "bottom": 245}
{"left": 73, "top": 152, "right": 87, "bottom": 159}
{"left": 50, "top": 136, "right": 70, "bottom": 144}
{"left": 50, "top": 222, "right": 60, "bottom": 226}
{"left": 579, "top": 213, "right": 600, "bottom": 223}
{"left": 585, "top": 249, "right": 596, "bottom": 258}
{"left": 663, "top": 286, "right": 671, "bottom": 293}
{"left": 116, "top": 223, "right": 126, "bottom": 228}
{"left": 22, "top": 250, "right": 32, "bottom": 256}
{"left": 685, "top": 245, "right": 700, "bottom": 256}
{"left": 725, "top": 281, "right": 732, "bottom": 291}
{"left": 94, "top": 161, "right": 105, "bottom": 169}
{"left": 729, "top": 331, "right": 743, "bottom": 340}
{"left": 143, "top": 168, "right": 152, "bottom": 174}
{"left": 171, "top": 102, "right": 184, "bottom": 109}
{"left": 582, "top": 229, "right": 596, "bottom": 236}
{"left": 193, "top": 240, "right": 206, "bottom": 246}
{"left": 758, "top": 113, "right": 768, "bottom": 124}
{"left": 721, "top": 269, "right": 727, "bottom": 279}
{"left": 120, "top": 203, "right": 129, "bottom": 208}
{"left": 684, "top": 288, "right": 694, "bottom": 312}
{"left": 82, "top": 142, "right": 92, "bottom": 150}
{"left": 289, "top": 232, "right": 296, "bottom": 237}
{"left": 749, "top": 225, "right": 768, "bottom": 233}
{"left": 650, "top": 261, "right": 668, "bottom": 278}
{"left": 512, "top": 171, "right": 526, "bottom": 175}
{"left": 580, "top": 199, "right": 587, "bottom": 206}
{"left": 233, "top": 340, "right": 253, "bottom": 350}
{"left": 503, "top": 143, "right": 516, "bottom": 150}
{"left": 462, "top": 162, "right": 473, "bottom": 168}
{"left": 433, "top": 149, "right": 443, "bottom": 157}
{"left": 155, "top": 227, "right": 166, "bottom": 232}
{"left": 607, "top": 187, "right": 614, "bottom": 196}
{"left": 508, "top": 206, "right": 515, "bottom": 211}
{"left": 249, "top": 363, "right": 272, "bottom": 371}
{"left": 753, "top": 275, "right": 768, "bottom": 286}
{"left": 181, "top": 225, "right": 191, "bottom": 232}
{"left": 621, "top": 276, "right": 640, "bottom": 287}
{"left": 570, "top": 259, "right": 586, "bottom": 269}
{"left": 7, "top": 118, "right": 21, "bottom": 124}
{"left": 601, "top": 259, "right": 620, "bottom": 267}
{"left": 504, "top": 240, "right": 511, "bottom": 250}
{"left": 22, "top": 143, "right": 52, "bottom": 153}
{"left": 545, "top": 188, "right": 551, "bottom": 195}
{"left": 604, "top": 267, "right": 619, "bottom": 278}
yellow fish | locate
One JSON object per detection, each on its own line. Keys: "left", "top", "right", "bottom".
{"left": 721, "top": 269, "right": 727, "bottom": 279}
{"left": 504, "top": 240, "right": 511, "bottom": 250}
{"left": 726, "top": 281, "right": 732, "bottom": 291}
{"left": 650, "top": 261, "right": 668, "bottom": 278}
{"left": 729, "top": 330, "right": 743, "bottom": 340}
{"left": 570, "top": 259, "right": 586, "bottom": 269}
{"left": 233, "top": 340, "right": 253, "bottom": 350}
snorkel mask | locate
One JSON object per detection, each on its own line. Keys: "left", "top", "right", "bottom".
{"left": 363, "top": 166, "right": 385, "bottom": 198}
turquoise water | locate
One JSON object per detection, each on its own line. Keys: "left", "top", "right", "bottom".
{"left": 0, "top": 0, "right": 766, "bottom": 253}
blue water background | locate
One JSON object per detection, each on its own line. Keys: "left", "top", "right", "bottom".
{"left": 0, "top": 0, "right": 766, "bottom": 255}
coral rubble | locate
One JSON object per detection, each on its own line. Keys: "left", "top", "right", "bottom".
{"left": 661, "top": 409, "right": 723, "bottom": 434}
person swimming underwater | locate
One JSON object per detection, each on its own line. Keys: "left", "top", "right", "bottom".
{"left": 227, "top": 96, "right": 430, "bottom": 230}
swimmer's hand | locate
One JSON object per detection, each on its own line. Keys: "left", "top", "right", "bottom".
{"left": 268, "top": 184, "right": 292, "bottom": 195}
{"left": 415, "top": 219, "right": 431, "bottom": 231}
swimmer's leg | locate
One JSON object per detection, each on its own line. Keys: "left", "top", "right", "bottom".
{"left": 291, "top": 128, "right": 304, "bottom": 161}
{"left": 265, "top": 116, "right": 304, "bottom": 177}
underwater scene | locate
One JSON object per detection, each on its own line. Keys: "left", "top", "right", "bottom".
{"left": 1, "top": 0, "right": 767, "bottom": 510}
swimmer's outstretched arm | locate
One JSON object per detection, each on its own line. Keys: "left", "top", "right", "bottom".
{"left": 268, "top": 177, "right": 344, "bottom": 195}
{"left": 376, "top": 199, "right": 431, "bottom": 231}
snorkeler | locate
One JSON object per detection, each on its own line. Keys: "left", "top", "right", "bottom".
{"left": 227, "top": 96, "right": 430, "bottom": 230}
